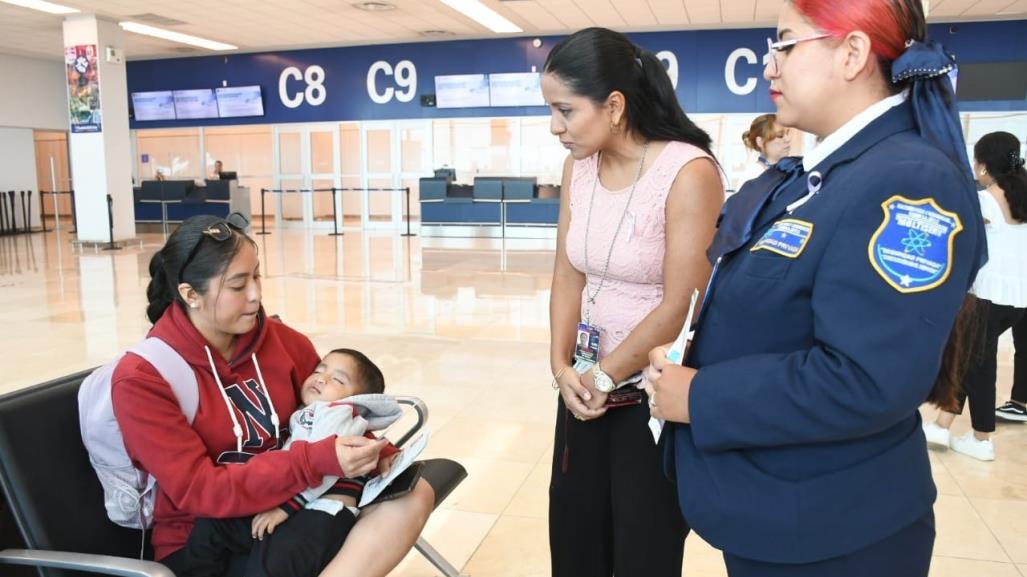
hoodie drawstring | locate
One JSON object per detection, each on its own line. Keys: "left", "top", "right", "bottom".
{"left": 251, "top": 353, "right": 281, "bottom": 447}
{"left": 203, "top": 346, "right": 282, "bottom": 452}
{"left": 205, "top": 346, "right": 245, "bottom": 453}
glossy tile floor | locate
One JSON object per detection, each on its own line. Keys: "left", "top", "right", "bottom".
{"left": 1, "top": 227, "right": 1025, "bottom": 576}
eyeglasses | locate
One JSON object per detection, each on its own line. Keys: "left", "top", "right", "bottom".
{"left": 178, "top": 212, "right": 250, "bottom": 281}
{"left": 766, "top": 34, "right": 831, "bottom": 76}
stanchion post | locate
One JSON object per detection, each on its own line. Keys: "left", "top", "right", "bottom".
{"left": 329, "top": 187, "right": 344, "bottom": 236}
{"left": 257, "top": 188, "right": 271, "bottom": 235}
{"left": 20, "top": 190, "right": 29, "bottom": 233}
{"left": 69, "top": 190, "right": 78, "bottom": 232}
{"left": 7, "top": 190, "right": 15, "bottom": 235}
{"left": 39, "top": 190, "right": 48, "bottom": 233}
{"left": 103, "top": 193, "right": 121, "bottom": 251}
{"left": 0, "top": 190, "right": 8, "bottom": 235}
{"left": 401, "top": 186, "right": 415, "bottom": 237}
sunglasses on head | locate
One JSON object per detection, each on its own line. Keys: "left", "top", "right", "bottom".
{"left": 178, "top": 212, "right": 250, "bottom": 281}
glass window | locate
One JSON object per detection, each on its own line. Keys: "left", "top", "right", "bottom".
{"left": 366, "top": 129, "right": 392, "bottom": 174}
{"left": 310, "top": 130, "right": 334, "bottom": 174}
{"left": 340, "top": 122, "right": 361, "bottom": 175}
{"left": 135, "top": 128, "right": 201, "bottom": 179}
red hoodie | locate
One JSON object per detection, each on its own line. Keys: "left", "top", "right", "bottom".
{"left": 112, "top": 304, "right": 342, "bottom": 560}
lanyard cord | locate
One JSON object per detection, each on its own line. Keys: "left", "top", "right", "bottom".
{"left": 583, "top": 141, "right": 650, "bottom": 324}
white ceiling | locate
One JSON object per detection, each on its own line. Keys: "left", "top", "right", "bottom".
{"left": 0, "top": 0, "right": 1024, "bottom": 62}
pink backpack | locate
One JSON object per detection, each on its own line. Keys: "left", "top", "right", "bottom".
{"left": 77, "top": 337, "right": 198, "bottom": 529}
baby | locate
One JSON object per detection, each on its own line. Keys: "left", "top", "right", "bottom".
{"left": 179, "top": 348, "right": 402, "bottom": 577}
{"left": 251, "top": 348, "right": 402, "bottom": 536}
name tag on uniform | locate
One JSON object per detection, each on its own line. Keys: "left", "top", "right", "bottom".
{"left": 750, "top": 219, "right": 814, "bottom": 258}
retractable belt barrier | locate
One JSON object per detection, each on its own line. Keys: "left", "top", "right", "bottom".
{"left": 1, "top": 190, "right": 45, "bottom": 236}
{"left": 257, "top": 186, "right": 415, "bottom": 237}
{"left": 38, "top": 190, "right": 77, "bottom": 233}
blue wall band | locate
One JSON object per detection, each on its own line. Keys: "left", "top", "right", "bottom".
{"left": 126, "top": 20, "right": 1027, "bottom": 129}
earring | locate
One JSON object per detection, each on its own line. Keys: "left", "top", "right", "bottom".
{"left": 190, "top": 302, "right": 198, "bottom": 309}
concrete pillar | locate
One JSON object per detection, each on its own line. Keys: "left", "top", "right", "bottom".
{"left": 63, "top": 15, "right": 134, "bottom": 242}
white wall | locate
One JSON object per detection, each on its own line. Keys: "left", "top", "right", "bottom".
{"left": 0, "top": 53, "right": 66, "bottom": 131}
{"left": 0, "top": 127, "right": 41, "bottom": 228}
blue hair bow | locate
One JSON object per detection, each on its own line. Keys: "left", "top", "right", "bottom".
{"left": 892, "top": 39, "right": 987, "bottom": 279}
{"left": 891, "top": 40, "right": 968, "bottom": 178}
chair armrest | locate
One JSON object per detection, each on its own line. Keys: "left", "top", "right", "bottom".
{"left": 0, "top": 549, "right": 175, "bottom": 577}
{"left": 393, "top": 396, "right": 428, "bottom": 448}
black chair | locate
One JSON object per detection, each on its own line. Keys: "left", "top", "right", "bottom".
{"left": 0, "top": 370, "right": 468, "bottom": 576}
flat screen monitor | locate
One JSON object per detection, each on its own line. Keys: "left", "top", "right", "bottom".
{"left": 218, "top": 171, "right": 237, "bottom": 181}
{"left": 503, "top": 178, "right": 536, "bottom": 200}
{"left": 488, "top": 72, "right": 545, "bottom": 107}
{"left": 173, "top": 89, "right": 219, "bottom": 119}
{"left": 216, "top": 85, "right": 265, "bottom": 118}
{"left": 131, "top": 91, "right": 176, "bottom": 121}
{"left": 955, "top": 62, "right": 1027, "bottom": 101}
{"left": 472, "top": 177, "right": 504, "bottom": 200}
{"left": 434, "top": 167, "right": 456, "bottom": 182}
{"left": 435, "top": 74, "right": 490, "bottom": 109}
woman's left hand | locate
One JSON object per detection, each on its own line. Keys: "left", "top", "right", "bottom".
{"left": 579, "top": 369, "right": 609, "bottom": 412}
{"left": 644, "top": 345, "right": 695, "bottom": 423}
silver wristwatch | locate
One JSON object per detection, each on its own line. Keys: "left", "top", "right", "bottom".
{"left": 592, "top": 362, "right": 616, "bottom": 393}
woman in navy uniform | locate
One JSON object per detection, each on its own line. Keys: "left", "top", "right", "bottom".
{"left": 644, "top": 1, "right": 987, "bottom": 576}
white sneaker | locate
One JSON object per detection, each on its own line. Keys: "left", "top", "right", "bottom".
{"left": 922, "top": 422, "right": 951, "bottom": 447}
{"left": 950, "top": 432, "right": 995, "bottom": 461}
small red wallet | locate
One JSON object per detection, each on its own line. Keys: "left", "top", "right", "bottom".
{"left": 605, "top": 388, "right": 643, "bottom": 408}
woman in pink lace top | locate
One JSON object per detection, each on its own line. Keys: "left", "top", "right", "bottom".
{"left": 542, "top": 28, "right": 724, "bottom": 577}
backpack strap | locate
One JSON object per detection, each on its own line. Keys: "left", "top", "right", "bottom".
{"left": 129, "top": 337, "right": 199, "bottom": 424}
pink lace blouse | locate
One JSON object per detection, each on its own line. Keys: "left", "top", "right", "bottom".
{"left": 565, "top": 141, "right": 711, "bottom": 359}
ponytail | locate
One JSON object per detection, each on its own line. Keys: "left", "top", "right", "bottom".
{"left": 632, "top": 49, "right": 713, "bottom": 155}
{"left": 995, "top": 170, "right": 1027, "bottom": 222}
{"left": 144, "top": 214, "right": 256, "bottom": 325}
{"left": 741, "top": 114, "right": 778, "bottom": 154}
{"left": 146, "top": 249, "right": 176, "bottom": 324}
{"left": 544, "top": 27, "right": 714, "bottom": 158}
{"left": 975, "top": 131, "right": 1027, "bottom": 223}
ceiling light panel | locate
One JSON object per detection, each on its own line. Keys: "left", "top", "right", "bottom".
{"left": 0, "top": 0, "right": 77, "bottom": 15}
{"left": 119, "top": 21, "right": 238, "bottom": 51}
{"left": 437, "top": 0, "right": 522, "bottom": 33}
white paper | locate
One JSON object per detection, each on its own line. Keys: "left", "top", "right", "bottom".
{"left": 305, "top": 498, "right": 346, "bottom": 515}
{"left": 650, "top": 288, "right": 701, "bottom": 443}
{"left": 648, "top": 417, "right": 665, "bottom": 444}
{"left": 358, "top": 430, "right": 430, "bottom": 507}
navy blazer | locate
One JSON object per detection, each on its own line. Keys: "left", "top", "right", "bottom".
{"left": 668, "top": 102, "right": 984, "bottom": 564}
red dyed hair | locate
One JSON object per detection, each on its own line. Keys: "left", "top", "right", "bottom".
{"left": 792, "top": 0, "right": 924, "bottom": 62}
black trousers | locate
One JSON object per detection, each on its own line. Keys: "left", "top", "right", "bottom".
{"left": 1011, "top": 311, "right": 1027, "bottom": 403}
{"left": 724, "top": 511, "right": 934, "bottom": 577}
{"left": 162, "top": 508, "right": 357, "bottom": 577}
{"left": 549, "top": 394, "right": 688, "bottom": 577}
{"left": 954, "top": 297, "right": 1027, "bottom": 432}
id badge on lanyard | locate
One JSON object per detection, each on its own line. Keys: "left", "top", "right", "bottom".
{"left": 574, "top": 322, "right": 601, "bottom": 364}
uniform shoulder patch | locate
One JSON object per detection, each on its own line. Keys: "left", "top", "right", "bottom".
{"left": 868, "top": 195, "right": 963, "bottom": 293}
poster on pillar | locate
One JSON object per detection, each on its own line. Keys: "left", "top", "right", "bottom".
{"left": 65, "top": 44, "right": 102, "bottom": 133}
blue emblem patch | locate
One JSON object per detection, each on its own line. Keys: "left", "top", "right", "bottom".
{"left": 868, "top": 196, "right": 963, "bottom": 293}
{"left": 751, "top": 219, "right": 814, "bottom": 258}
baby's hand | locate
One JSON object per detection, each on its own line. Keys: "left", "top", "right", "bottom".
{"left": 251, "top": 508, "right": 289, "bottom": 540}
{"left": 378, "top": 451, "right": 400, "bottom": 476}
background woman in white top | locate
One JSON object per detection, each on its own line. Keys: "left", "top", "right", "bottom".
{"left": 925, "top": 131, "right": 1027, "bottom": 461}
{"left": 737, "top": 114, "right": 791, "bottom": 185}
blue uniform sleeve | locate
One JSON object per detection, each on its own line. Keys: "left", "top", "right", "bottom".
{"left": 688, "top": 161, "right": 977, "bottom": 451}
